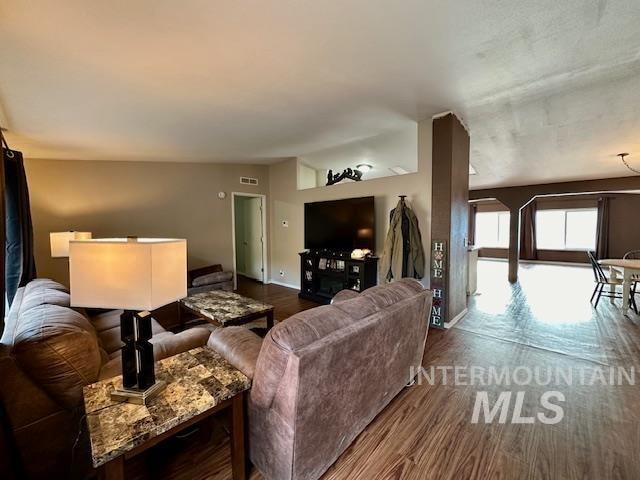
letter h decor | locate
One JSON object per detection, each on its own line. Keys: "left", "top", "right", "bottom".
{"left": 429, "top": 240, "right": 447, "bottom": 328}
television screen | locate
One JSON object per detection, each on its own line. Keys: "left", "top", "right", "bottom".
{"left": 304, "top": 196, "right": 375, "bottom": 252}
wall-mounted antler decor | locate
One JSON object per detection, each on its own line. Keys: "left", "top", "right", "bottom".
{"left": 326, "top": 167, "right": 363, "bottom": 186}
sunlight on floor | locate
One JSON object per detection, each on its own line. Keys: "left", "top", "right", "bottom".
{"left": 458, "top": 259, "right": 640, "bottom": 366}
{"left": 474, "top": 260, "right": 596, "bottom": 325}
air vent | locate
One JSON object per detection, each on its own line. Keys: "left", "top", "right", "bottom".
{"left": 240, "top": 176, "right": 259, "bottom": 186}
{"left": 389, "top": 166, "right": 409, "bottom": 176}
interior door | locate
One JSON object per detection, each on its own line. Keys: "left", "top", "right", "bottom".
{"left": 245, "top": 197, "right": 264, "bottom": 282}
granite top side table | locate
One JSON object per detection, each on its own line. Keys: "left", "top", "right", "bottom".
{"left": 83, "top": 347, "right": 251, "bottom": 480}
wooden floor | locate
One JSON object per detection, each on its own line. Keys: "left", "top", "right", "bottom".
{"left": 131, "top": 264, "right": 640, "bottom": 479}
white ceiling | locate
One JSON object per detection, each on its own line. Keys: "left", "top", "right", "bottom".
{"left": 1, "top": 1, "right": 640, "bottom": 188}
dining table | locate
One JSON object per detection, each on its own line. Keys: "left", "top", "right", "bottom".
{"left": 599, "top": 258, "right": 640, "bottom": 315}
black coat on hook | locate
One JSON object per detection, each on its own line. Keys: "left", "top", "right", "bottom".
{"left": 389, "top": 197, "right": 411, "bottom": 277}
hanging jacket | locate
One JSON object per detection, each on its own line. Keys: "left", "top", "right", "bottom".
{"left": 380, "top": 199, "right": 425, "bottom": 282}
{"left": 405, "top": 206, "right": 425, "bottom": 279}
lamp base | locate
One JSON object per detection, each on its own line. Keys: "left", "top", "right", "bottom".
{"left": 110, "top": 380, "right": 166, "bottom": 406}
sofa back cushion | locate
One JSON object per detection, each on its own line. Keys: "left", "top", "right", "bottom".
{"left": 250, "top": 278, "right": 432, "bottom": 480}
{"left": 295, "top": 290, "right": 430, "bottom": 480}
{"left": 1, "top": 278, "right": 70, "bottom": 345}
{"left": 251, "top": 304, "right": 353, "bottom": 410}
{"left": 13, "top": 305, "right": 102, "bottom": 409}
{"left": 2, "top": 280, "right": 102, "bottom": 409}
{"left": 23, "top": 278, "right": 69, "bottom": 294}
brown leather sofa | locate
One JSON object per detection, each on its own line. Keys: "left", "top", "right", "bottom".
{"left": 209, "top": 278, "right": 433, "bottom": 480}
{"left": 0, "top": 278, "right": 210, "bottom": 479}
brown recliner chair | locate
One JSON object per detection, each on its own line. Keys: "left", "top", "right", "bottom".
{"left": 187, "top": 264, "right": 234, "bottom": 294}
{"left": 0, "top": 278, "right": 210, "bottom": 479}
{"left": 209, "top": 278, "right": 433, "bottom": 480}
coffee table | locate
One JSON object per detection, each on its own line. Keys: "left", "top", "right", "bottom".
{"left": 180, "top": 290, "right": 275, "bottom": 330}
{"left": 83, "top": 347, "right": 251, "bottom": 480}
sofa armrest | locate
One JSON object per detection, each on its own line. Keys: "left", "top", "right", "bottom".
{"left": 331, "top": 289, "right": 360, "bottom": 304}
{"left": 207, "top": 327, "right": 263, "bottom": 380}
{"left": 98, "top": 327, "right": 211, "bottom": 381}
{"left": 152, "top": 327, "right": 211, "bottom": 361}
{"left": 0, "top": 345, "right": 63, "bottom": 427}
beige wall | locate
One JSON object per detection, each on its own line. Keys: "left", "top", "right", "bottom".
{"left": 26, "top": 159, "right": 270, "bottom": 286}
{"left": 297, "top": 162, "right": 318, "bottom": 189}
{"left": 268, "top": 119, "right": 432, "bottom": 288}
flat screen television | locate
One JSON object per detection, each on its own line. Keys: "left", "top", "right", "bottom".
{"left": 304, "top": 196, "right": 375, "bottom": 252}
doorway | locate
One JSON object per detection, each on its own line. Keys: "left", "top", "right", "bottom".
{"left": 232, "top": 192, "right": 267, "bottom": 289}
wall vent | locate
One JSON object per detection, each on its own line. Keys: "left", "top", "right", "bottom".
{"left": 240, "top": 176, "right": 259, "bottom": 186}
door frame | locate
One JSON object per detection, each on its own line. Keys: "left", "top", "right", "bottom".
{"left": 231, "top": 192, "right": 268, "bottom": 289}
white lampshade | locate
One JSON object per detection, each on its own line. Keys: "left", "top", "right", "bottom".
{"left": 69, "top": 238, "right": 187, "bottom": 311}
{"left": 50, "top": 231, "right": 92, "bottom": 257}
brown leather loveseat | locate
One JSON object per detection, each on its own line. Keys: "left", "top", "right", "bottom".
{"left": 209, "top": 278, "right": 433, "bottom": 480}
{"left": 0, "top": 278, "right": 210, "bottom": 479}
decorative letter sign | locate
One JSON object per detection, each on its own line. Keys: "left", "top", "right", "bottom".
{"left": 430, "top": 240, "right": 447, "bottom": 328}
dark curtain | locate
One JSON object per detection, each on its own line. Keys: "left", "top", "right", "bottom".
{"left": 3, "top": 141, "right": 36, "bottom": 307}
{"left": 519, "top": 201, "right": 537, "bottom": 260}
{"left": 1, "top": 135, "right": 28, "bottom": 479}
{"left": 596, "top": 197, "right": 610, "bottom": 259}
{"left": 468, "top": 203, "right": 477, "bottom": 246}
{"left": 0, "top": 140, "right": 4, "bottom": 323}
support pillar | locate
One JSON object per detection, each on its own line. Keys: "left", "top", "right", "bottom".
{"left": 430, "top": 113, "right": 470, "bottom": 327}
{"left": 508, "top": 208, "right": 520, "bottom": 283}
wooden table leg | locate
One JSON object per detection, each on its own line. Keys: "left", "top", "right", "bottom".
{"left": 622, "top": 269, "right": 631, "bottom": 315}
{"left": 608, "top": 266, "right": 617, "bottom": 305}
{"left": 230, "top": 391, "right": 247, "bottom": 480}
{"left": 178, "top": 302, "right": 184, "bottom": 331}
{"left": 266, "top": 310, "right": 274, "bottom": 330}
{"left": 99, "top": 456, "right": 124, "bottom": 480}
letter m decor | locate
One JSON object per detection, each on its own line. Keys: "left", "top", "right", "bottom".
{"left": 430, "top": 240, "right": 447, "bottom": 329}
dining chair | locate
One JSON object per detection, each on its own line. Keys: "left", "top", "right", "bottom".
{"left": 623, "top": 250, "right": 640, "bottom": 314}
{"left": 587, "top": 251, "right": 624, "bottom": 308}
{"left": 624, "top": 250, "right": 640, "bottom": 260}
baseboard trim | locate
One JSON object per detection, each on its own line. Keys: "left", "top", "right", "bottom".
{"left": 444, "top": 308, "right": 468, "bottom": 329}
{"left": 268, "top": 279, "right": 300, "bottom": 290}
{"left": 480, "top": 258, "right": 590, "bottom": 268}
{"left": 520, "top": 259, "right": 590, "bottom": 267}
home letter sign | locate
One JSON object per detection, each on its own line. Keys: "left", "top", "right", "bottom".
{"left": 430, "top": 240, "right": 447, "bottom": 328}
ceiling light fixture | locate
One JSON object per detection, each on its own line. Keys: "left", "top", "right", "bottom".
{"left": 356, "top": 163, "right": 372, "bottom": 173}
{"left": 618, "top": 153, "right": 640, "bottom": 175}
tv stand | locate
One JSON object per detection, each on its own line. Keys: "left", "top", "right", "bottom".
{"left": 299, "top": 251, "right": 378, "bottom": 304}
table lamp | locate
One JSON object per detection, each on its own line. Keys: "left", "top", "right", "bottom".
{"left": 69, "top": 237, "right": 187, "bottom": 405}
{"left": 50, "top": 231, "right": 92, "bottom": 257}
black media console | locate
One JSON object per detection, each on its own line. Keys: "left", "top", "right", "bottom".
{"left": 298, "top": 250, "right": 379, "bottom": 304}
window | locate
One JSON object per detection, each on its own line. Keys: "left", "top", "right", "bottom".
{"left": 475, "top": 211, "right": 510, "bottom": 248}
{"left": 536, "top": 208, "right": 597, "bottom": 250}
